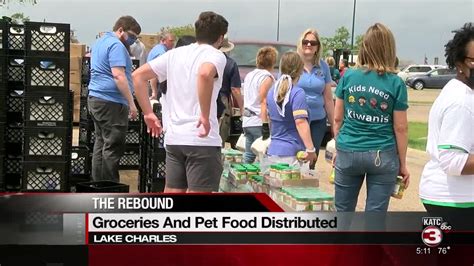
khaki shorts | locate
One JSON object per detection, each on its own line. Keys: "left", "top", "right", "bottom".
{"left": 165, "top": 145, "right": 223, "bottom": 192}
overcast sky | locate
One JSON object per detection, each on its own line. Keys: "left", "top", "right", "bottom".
{"left": 3, "top": 0, "right": 473, "bottom": 63}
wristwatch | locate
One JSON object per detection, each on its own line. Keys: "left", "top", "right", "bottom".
{"left": 306, "top": 147, "right": 316, "bottom": 153}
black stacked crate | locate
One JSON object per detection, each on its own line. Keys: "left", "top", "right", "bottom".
{"left": 119, "top": 59, "right": 141, "bottom": 170}
{"left": 139, "top": 102, "right": 166, "bottom": 192}
{"left": 22, "top": 21, "right": 72, "bottom": 192}
{"left": 70, "top": 145, "right": 91, "bottom": 191}
{"left": 1, "top": 22, "right": 26, "bottom": 191}
{"left": 0, "top": 22, "right": 4, "bottom": 190}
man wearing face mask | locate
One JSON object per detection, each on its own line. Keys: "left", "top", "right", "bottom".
{"left": 87, "top": 16, "right": 141, "bottom": 182}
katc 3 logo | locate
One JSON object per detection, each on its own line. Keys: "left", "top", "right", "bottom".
{"left": 421, "top": 217, "right": 452, "bottom": 247}
{"left": 422, "top": 226, "right": 443, "bottom": 247}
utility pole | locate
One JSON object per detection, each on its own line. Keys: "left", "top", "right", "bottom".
{"left": 350, "top": 0, "right": 357, "bottom": 63}
{"left": 276, "top": 0, "right": 280, "bottom": 41}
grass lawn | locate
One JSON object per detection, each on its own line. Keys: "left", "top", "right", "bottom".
{"left": 408, "top": 122, "right": 428, "bottom": 151}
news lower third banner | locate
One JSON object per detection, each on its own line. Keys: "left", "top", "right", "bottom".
{"left": 0, "top": 194, "right": 472, "bottom": 246}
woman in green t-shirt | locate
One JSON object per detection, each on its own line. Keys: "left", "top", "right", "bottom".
{"left": 333, "top": 23, "right": 410, "bottom": 212}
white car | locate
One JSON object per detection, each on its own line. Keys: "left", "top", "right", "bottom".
{"left": 397, "top": 64, "right": 445, "bottom": 82}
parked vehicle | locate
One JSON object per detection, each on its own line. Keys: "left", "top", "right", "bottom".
{"left": 405, "top": 68, "right": 456, "bottom": 90}
{"left": 228, "top": 40, "right": 296, "bottom": 80}
{"left": 397, "top": 64, "right": 445, "bottom": 82}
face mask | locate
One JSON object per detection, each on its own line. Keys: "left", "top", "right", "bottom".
{"left": 125, "top": 35, "right": 137, "bottom": 46}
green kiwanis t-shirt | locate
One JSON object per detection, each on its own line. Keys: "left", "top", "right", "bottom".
{"left": 335, "top": 68, "right": 408, "bottom": 151}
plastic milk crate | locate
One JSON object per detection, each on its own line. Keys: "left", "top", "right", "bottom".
{"left": 125, "top": 125, "right": 140, "bottom": 145}
{"left": 81, "top": 56, "right": 90, "bottom": 85}
{"left": 23, "top": 126, "right": 72, "bottom": 161}
{"left": 80, "top": 83, "right": 88, "bottom": 98}
{"left": 0, "top": 56, "right": 25, "bottom": 84}
{"left": 24, "top": 90, "right": 73, "bottom": 127}
{"left": 70, "top": 146, "right": 91, "bottom": 187}
{"left": 22, "top": 160, "right": 69, "bottom": 192}
{"left": 78, "top": 120, "right": 94, "bottom": 149}
{"left": 5, "top": 153, "right": 22, "bottom": 176}
{"left": 0, "top": 88, "right": 5, "bottom": 122}
{"left": 79, "top": 97, "right": 91, "bottom": 122}
{"left": 118, "top": 145, "right": 140, "bottom": 170}
{"left": 25, "top": 56, "right": 69, "bottom": 92}
{"left": 5, "top": 121, "right": 24, "bottom": 149}
{"left": 0, "top": 23, "right": 25, "bottom": 56}
{"left": 24, "top": 21, "right": 70, "bottom": 58}
{"left": 4, "top": 154, "right": 22, "bottom": 190}
{"left": 6, "top": 87, "right": 24, "bottom": 115}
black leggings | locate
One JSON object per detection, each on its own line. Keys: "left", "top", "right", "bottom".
{"left": 423, "top": 203, "right": 474, "bottom": 231}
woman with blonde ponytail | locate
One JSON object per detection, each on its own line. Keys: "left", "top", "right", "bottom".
{"left": 266, "top": 51, "right": 316, "bottom": 163}
{"left": 333, "top": 23, "right": 409, "bottom": 212}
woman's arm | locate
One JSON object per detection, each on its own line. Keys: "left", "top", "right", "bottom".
{"left": 259, "top": 76, "right": 274, "bottom": 123}
{"left": 333, "top": 98, "right": 344, "bottom": 138}
{"left": 323, "top": 82, "right": 335, "bottom": 136}
{"left": 295, "top": 118, "right": 316, "bottom": 162}
{"left": 393, "top": 110, "right": 410, "bottom": 186}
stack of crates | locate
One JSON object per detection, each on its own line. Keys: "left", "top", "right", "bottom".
{"left": 138, "top": 102, "right": 166, "bottom": 192}
{"left": 119, "top": 59, "right": 141, "bottom": 170}
{"left": 22, "top": 21, "right": 72, "bottom": 192}
{"left": 1, "top": 22, "right": 27, "bottom": 191}
{"left": 0, "top": 21, "right": 7, "bottom": 191}
{"left": 78, "top": 56, "right": 93, "bottom": 152}
{"left": 79, "top": 57, "right": 141, "bottom": 171}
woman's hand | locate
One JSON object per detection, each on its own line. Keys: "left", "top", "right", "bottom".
{"left": 399, "top": 165, "right": 410, "bottom": 189}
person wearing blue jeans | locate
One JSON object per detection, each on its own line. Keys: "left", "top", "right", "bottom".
{"left": 242, "top": 46, "right": 278, "bottom": 163}
{"left": 243, "top": 126, "right": 262, "bottom": 163}
{"left": 335, "top": 149, "right": 399, "bottom": 211}
{"left": 309, "top": 118, "right": 327, "bottom": 155}
{"left": 333, "top": 23, "right": 409, "bottom": 212}
{"left": 296, "top": 28, "right": 334, "bottom": 168}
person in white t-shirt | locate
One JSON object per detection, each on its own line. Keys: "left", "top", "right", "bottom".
{"left": 419, "top": 23, "right": 474, "bottom": 228}
{"left": 132, "top": 11, "right": 228, "bottom": 192}
{"left": 242, "top": 46, "right": 278, "bottom": 163}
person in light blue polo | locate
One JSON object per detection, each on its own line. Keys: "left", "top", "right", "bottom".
{"left": 88, "top": 15, "right": 141, "bottom": 182}
{"left": 296, "top": 28, "right": 334, "bottom": 169}
{"left": 147, "top": 32, "right": 176, "bottom": 100}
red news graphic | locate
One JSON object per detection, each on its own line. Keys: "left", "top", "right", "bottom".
{"left": 1, "top": 194, "right": 474, "bottom": 266}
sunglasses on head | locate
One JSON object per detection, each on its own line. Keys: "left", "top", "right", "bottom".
{"left": 302, "top": 39, "right": 319, "bottom": 46}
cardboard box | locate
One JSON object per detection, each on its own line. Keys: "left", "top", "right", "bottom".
{"left": 70, "top": 43, "right": 86, "bottom": 57}
{"left": 70, "top": 70, "right": 81, "bottom": 84}
{"left": 70, "top": 83, "right": 81, "bottom": 96}
{"left": 70, "top": 56, "right": 82, "bottom": 71}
